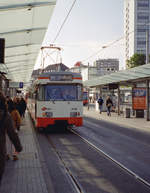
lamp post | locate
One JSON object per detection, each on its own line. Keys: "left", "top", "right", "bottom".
{"left": 146, "top": 29, "right": 149, "bottom": 64}
{"left": 146, "top": 27, "right": 150, "bottom": 120}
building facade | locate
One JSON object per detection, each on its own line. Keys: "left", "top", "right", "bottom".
{"left": 69, "top": 63, "right": 101, "bottom": 81}
{"left": 93, "top": 58, "right": 119, "bottom": 75}
{"left": 69, "top": 59, "right": 119, "bottom": 81}
{"left": 124, "top": 0, "right": 150, "bottom": 66}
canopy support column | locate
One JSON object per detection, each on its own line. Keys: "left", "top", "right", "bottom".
{"left": 146, "top": 80, "right": 149, "bottom": 121}
{"left": 99, "top": 87, "right": 102, "bottom": 96}
{"left": 87, "top": 87, "right": 90, "bottom": 110}
{"left": 117, "top": 85, "right": 120, "bottom": 115}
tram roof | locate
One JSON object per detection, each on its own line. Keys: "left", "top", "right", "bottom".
{"left": 38, "top": 71, "right": 82, "bottom": 78}
{"left": 83, "top": 63, "right": 150, "bottom": 87}
{"left": 0, "top": 0, "right": 57, "bottom": 84}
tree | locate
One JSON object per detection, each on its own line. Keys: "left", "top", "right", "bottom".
{"left": 126, "top": 53, "right": 146, "bottom": 68}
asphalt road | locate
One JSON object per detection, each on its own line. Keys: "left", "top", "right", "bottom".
{"left": 81, "top": 116, "right": 150, "bottom": 183}
{"left": 35, "top": 117, "right": 150, "bottom": 193}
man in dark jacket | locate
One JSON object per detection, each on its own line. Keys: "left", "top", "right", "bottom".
{"left": 19, "top": 97, "right": 27, "bottom": 117}
{"left": 0, "top": 92, "right": 22, "bottom": 185}
{"left": 106, "top": 96, "right": 113, "bottom": 116}
{"left": 97, "top": 96, "right": 104, "bottom": 114}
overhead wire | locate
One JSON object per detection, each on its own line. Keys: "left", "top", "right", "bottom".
{"left": 81, "top": 36, "right": 125, "bottom": 63}
{"left": 53, "top": 30, "right": 134, "bottom": 64}
{"left": 51, "top": 3, "right": 149, "bottom": 65}
{"left": 81, "top": 30, "right": 135, "bottom": 63}
{"left": 52, "top": 0, "right": 77, "bottom": 43}
{"left": 81, "top": 20, "right": 150, "bottom": 63}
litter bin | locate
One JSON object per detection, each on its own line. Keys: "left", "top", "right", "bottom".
{"left": 125, "top": 108, "right": 130, "bottom": 118}
{"left": 136, "top": 109, "right": 144, "bottom": 118}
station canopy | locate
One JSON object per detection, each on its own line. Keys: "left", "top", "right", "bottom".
{"left": 0, "top": 0, "right": 57, "bottom": 84}
{"left": 83, "top": 63, "right": 150, "bottom": 87}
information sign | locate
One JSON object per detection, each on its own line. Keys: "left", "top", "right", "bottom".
{"left": 132, "top": 88, "right": 146, "bottom": 110}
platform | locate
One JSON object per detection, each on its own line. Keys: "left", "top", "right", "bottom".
{"left": 0, "top": 107, "right": 149, "bottom": 193}
{"left": 0, "top": 113, "right": 54, "bottom": 193}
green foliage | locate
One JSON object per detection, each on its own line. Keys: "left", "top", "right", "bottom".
{"left": 126, "top": 53, "right": 146, "bottom": 68}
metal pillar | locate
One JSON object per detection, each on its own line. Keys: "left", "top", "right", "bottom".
{"left": 146, "top": 80, "right": 149, "bottom": 121}
{"left": 146, "top": 29, "right": 149, "bottom": 64}
{"left": 87, "top": 88, "right": 90, "bottom": 110}
{"left": 117, "top": 86, "right": 120, "bottom": 115}
{"left": 99, "top": 86, "right": 102, "bottom": 97}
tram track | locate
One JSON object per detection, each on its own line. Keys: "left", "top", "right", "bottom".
{"left": 37, "top": 125, "right": 150, "bottom": 193}
{"left": 46, "top": 134, "right": 85, "bottom": 193}
{"left": 70, "top": 127, "right": 150, "bottom": 190}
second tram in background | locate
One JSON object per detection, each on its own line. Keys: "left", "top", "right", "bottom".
{"left": 27, "top": 71, "right": 83, "bottom": 131}
{"left": 83, "top": 91, "right": 88, "bottom": 105}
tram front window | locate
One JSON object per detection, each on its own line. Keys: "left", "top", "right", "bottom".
{"left": 44, "top": 85, "right": 82, "bottom": 101}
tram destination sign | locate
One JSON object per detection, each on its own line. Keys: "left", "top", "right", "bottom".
{"left": 50, "top": 74, "right": 72, "bottom": 81}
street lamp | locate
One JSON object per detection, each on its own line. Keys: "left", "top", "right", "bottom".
{"left": 146, "top": 28, "right": 149, "bottom": 64}
{"left": 144, "top": 22, "right": 150, "bottom": 64}
{"left": 145, "top": 24, "right": 150, "bottom": 120}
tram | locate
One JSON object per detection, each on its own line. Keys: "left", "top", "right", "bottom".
{"left": 27, "top": 71, "right": 83, "bottom": 131}
{"left": 83, "top": 91, "right": 88, "bottom": 105}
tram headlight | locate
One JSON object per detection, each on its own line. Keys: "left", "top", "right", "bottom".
{"left": 70, "top": 112, "right": 79, "bottom": 117}
{"left": 42, "top": 112, "right": 53, "bottom": 117}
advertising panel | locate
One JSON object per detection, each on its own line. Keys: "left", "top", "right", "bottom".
{"left": 132, "top": 88, "right": 146, "bottom": 110}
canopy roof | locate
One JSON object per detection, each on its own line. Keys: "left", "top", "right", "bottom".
{"left": 0, "top": 0, "right": 56, "bottom": 84}
{"left": 83, "top": 63, "right": 150, "bottom": 87}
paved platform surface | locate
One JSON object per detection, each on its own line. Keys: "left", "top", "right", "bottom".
{"left": 0, "top": 107, "right": 149, "bottom": 193}
{"left": 0, "top": 113, "right": 54, "bottom": 193}
{"left": 84, "top": 104, "right": 150, "bottom": 133}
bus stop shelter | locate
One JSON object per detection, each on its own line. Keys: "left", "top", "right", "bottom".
{"left": 83, "top": 63, "right": 150, "bottom": 121}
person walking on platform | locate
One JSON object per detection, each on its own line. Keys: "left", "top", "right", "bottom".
{"left": 8, "top": 100, "right": 21, "bottom": 131}
{"left": 7, "top": 100, "right": 22, "bottom": 160}
{"left": 13, "top": 97, "right": 21, "bottom": 117}
{"left": 0, "top": 92, "right": 22, "bottom": 185}
{"left": 106, "top": 96, "right": 113, "bottom": 116}
{"left": 97, "top": 96, "right": 104, "bottom": 114}
{"left": 20, "top": 97, "right": 27, "bottom": 118}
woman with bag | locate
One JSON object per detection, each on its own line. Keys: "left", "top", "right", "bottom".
{"left": 7, "top": 100, "right": 21, "bottom": 160}
{"left": 0, "top": 92, "right": 22, "bottom": 185}
{"left": 106, "top": 96, "right": 113, "bottom": 116}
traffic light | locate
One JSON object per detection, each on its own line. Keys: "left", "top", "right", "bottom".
{"left": 0, "top": 38, "right": 5, "bottom": 64}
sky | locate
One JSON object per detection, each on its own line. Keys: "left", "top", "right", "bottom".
{"left": 35, "top": 0, "right": 125, "bottom": 70}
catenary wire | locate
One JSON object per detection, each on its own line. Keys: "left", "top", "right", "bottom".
{"left": 52, "top": 0, "right": 77, "bottom": 43}
{"left": 51, "top": 7, "right": 150, "bottom": 64}
{"left": 76, "top": 21, "right": 150, "bottom": 63}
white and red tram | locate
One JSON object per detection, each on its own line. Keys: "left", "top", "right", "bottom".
{"left": 27, "top": 71, "right": 83, "bottom": 130}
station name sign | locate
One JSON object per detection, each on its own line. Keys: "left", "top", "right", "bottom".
{"left": 9, "top": 82, "right": 23, "bottom": 88}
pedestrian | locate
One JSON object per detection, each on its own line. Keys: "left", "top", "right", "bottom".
{"left": 8, "top": 100, "right": 21, "bottom": 131}
{"left": 97, "top": 96, "right": 104, "bottom": 114}
{"left": 19, "top": 97, "right": 27, "bottom": 118}
{"left": 106, "top": 96, "right": 113, "bottom": 116}
{"left": 89, "top": 96, "right": 92, "bottom": 103}
{"left": 6, "top": 97, "right": 13, "bottom": 114}
{"left": 13, "top": 97, "right": 21, "bottom": 117}
{"left": 0, "top": 92, "right": 22, "bottom": 185}
{"left": 7, "top": 100, "right": 22, "bottom": 160}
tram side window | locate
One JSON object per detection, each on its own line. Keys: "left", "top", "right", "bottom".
{"left": 37, "top": 86, "right": 45, "bottom": 101}
{"left": 77, "top": 85, "right": 82, "bottom": 100}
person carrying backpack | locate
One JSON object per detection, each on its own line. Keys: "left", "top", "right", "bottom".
{"left": 97, "top": 96, "right": 104, "bottom": 114}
